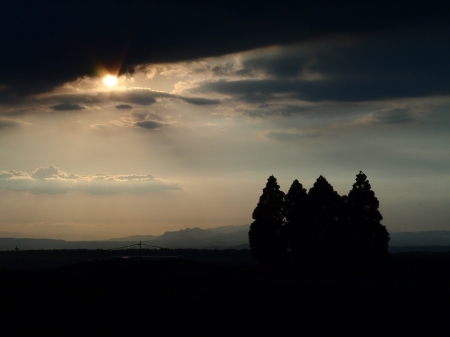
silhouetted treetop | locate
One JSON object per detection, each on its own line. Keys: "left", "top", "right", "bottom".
{"left": 307, "top": 175, "right": 342, "bottom": 225}
{"left": 346, "top": 171, "right": 389, "bottom": 253}
{"left": 283, "top": 179, "right": 308, "bottom": 225}
{"left": 347, "top": 171, "right": 381, "bottom": 222}
{"left": 308, "top": 176, "right": 340, "bottom": 203}
{"left": 249, "top": 175, "right": 286, "bottom": 264}
{"left": 252, "top": 175, "right": 285, "bottom": 223}
{"left": 283, "top": 179, "right": 310, "bottom": 261}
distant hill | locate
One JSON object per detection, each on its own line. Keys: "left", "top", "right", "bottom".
{"left": 153, "top": 227, "right": 249, "bottom": 249}
{"left": 390, "top": 231, "right": 450, "bottom": 246}
{"left": 108, "top": 225, "right": 250, "bottom": 249}
{"left": 157, "top": 227, "right": 220, "bottom": 240}
{"left": 109, "top": 227, "right": 450, "bottom": 249}
{"left": 0, "top": 225, "right": 250, "bottom": 250}
{"left": 5, "top": 227, "right": 450, "bottom": 252}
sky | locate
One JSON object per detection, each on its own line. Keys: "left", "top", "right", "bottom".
{"left": 0, "top": 0, "right": 449, "bottom": 240}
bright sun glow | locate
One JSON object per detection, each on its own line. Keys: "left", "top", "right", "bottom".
{"left": 103, "top": 75, "right": 118, "bottom": 87}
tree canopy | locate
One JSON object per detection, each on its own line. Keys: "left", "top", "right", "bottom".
{"left": 248, "top": 172, "right": 390, "bottom": 269}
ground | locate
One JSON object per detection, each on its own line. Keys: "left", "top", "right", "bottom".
{"left": 1, "top": 250, "right": 450, "bottom": 335}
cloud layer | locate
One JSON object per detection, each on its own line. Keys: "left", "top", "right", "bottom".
{"left": 0, "top": 0, "right": 449, "bottom": 98}
{"left": 51, "top": 103, "right": 85, "bottom": 111}
{"left": 0, "top": 165, "right": 180, "bottom": 194}
{"left": 185, "top": 31, "right": 450, "bottom": 105}
{"left": 29, "top": 88, "right": 219, "bottom": 112}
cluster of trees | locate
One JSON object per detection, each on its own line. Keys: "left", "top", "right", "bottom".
{"left": 248, "top": 172, "right": 390, "bottom": 268}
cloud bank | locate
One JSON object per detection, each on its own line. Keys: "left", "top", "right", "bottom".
{"left": 51, "top": 103, "right": 85, "bottom": 111}
{"left": 26, "top": 88, "right": 220, "bottom": 113}
{"left": 0, "top": 165, "right": 180, "bottom": 194}
{"left": 186, "top": 31, "right": 450, "bottom": 106}
{"left": 0, "top": 0, "right": 449, "bottom": 98}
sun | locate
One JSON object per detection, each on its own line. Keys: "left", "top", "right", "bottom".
{"left": 103, "top": 74, "right": 118, "bottom": 87}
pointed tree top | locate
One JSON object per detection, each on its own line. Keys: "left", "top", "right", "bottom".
{"left": 353, "top": 171, "right": 372, "bottom": 191}
{"left": 286, "top": 179, "right": 307, "bottom": 195}
{"left": 311, "top": 175, "right": 333, "bottom": 190}
{"left": 308, "top": 175, "right": 340, "bottom": 200}
{"left": 252, "top": 175, "right": 285, "bottom": 221}
{"left": 265, "top": 175, "right": 281, "bottom": 189}
{"left": 290, "top": 179, "right": 301, "bottom": 188}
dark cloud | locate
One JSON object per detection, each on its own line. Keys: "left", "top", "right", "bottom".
{"left": 191, "top": 29, "right": 450, "bottom": 104}
{"left": 36, "top": 90, "right": 158, "bottom": 107}
{"left": 0, "top": 0, "right": 449, "bottom": 98}
{"left": 238, "top": 48, "right": 310, "bottom": 79}
{"left": 134, "top": 120, "right": 167, "bottom": 130}
{"left": 180, "top": 97, "right": 220, "bottom": 105}
{"left": 245, "top": 105, "right": 311, "bottom": 117}
{"left": 105, "top": 90, "right": 219, "bottom": 106}
{"left": 51, "top": 103, "right": 84, "bottom": 111}
{"left": 37, "top": 89, "right": 219, "bottom": 110}
{"left": 115, "top": 104, "right": 133, "bottom": 109}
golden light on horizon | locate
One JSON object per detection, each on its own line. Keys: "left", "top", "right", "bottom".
{"left": 103, "top": 74, "right": 118, "bottom": 87}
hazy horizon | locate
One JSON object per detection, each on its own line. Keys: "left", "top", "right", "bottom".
{"left": 0, "top": 223, "right": 251, "bottom": 241}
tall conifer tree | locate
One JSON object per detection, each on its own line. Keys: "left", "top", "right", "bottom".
{"left": 283, "top": 179, "right": 308, "bottom": 261}
{"left": 307, "top": 176, "right": 343, "bottom": 253}
{"left": 345, "top": 171, "right": 389, "bottom": 254}
{"left": 248, "top": 175, "right": 286, "bottom": 264}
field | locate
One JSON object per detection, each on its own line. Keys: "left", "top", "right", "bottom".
{"left": 1, "top": 249, "right": 450, "bottom": 335}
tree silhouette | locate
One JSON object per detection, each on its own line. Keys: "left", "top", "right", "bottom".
{"left": 248, "top": 172, "right": 390, "bottom": 272}
{"left": 248, "top": 175, "right": 286, "bottom": 264}
{"left": 345, "top": 171, "right": 390, "bottom": 255}
{"left": 283, "top": 179, "right": 308, "bottom": 262}
{"left": 307, "top": 175, "right": 343, "bottom": 255}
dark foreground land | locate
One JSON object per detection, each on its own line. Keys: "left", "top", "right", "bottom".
{"left": 1, "top": 249, "right": 450, "bottom": 335}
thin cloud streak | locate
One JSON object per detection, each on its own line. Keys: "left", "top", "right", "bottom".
{"left": 0, "top": 165, "right": 180, "bottom": 194}
{"left": 0, "top": 118, "right": 28, "bottom": 129}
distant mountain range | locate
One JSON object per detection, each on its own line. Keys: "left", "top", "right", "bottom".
{"left": 109, "top": 224, "right": 250, "bottom": 249}
{"left": 0, "top": 224, "right": 250, "bottom": 250}
{"left": 2, "top": 227, "right": 450, "bottom": 251}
